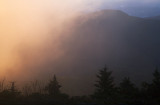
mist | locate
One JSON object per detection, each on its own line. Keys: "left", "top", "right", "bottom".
{"left": 0, "top": 0, "right": 107, "bottom": 95}
{"left": 1, "top": 0, "right": 160, "bottom": 96}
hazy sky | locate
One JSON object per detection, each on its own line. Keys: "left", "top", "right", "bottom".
{"left": 1, "top": 0, "right": 160, "bottom": 17}
{"left": 99, "top": 0, "right": 160, "bottom": 17}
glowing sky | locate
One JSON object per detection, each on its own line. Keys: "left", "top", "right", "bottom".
{"left": 0, "top": 0, "right": 104, "bottom": 79}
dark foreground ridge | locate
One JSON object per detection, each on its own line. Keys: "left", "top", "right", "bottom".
{"left": 0, "top": 66, "right": 159, "bottom": 105}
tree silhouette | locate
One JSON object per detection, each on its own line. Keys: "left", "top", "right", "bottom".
{"left": 93, "top": 66, "right": 115, "bottom": 104}
{"left": 10, "top": 82, "right": 16, "bottom": 93}
{"left": 150, "top": 67, "right": 160, "bottom": 98}
{"left": 119, "top": 77, "right": 138, "bottom": 102}
{"left": 45, "top": 75, "right": 61, "bottom": 97}
{"left": 140, "top": 67, "right": 160, "bottom": 102}
{"left": 152, "top": 67, "right": 160, "bottom": 88}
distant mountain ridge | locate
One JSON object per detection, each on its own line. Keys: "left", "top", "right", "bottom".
{"left": 145, "top": 15, "right": 160, "bottom": 20}
{"left": 62, "top": 9, "right": 160, "bottom": 82}
{"left": 44, "top": 9, "right": 160, "bottom": 95}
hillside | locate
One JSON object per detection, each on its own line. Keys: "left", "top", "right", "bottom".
{"left": 57, "top": 10, "right": 160, "bottom": 95}
{"left": 145, "top": 15, "right": 160, "bottom": 20}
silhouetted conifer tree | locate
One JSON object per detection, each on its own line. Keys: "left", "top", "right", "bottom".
{"left": 153, "top": 67, "right": 160, "bottom": 88}
{"left": 93, "top": 66, "right": 115, "bottom": 104}
{"left": 151, "top": 67, "right": 160, "bottom": 98}
{"left": 45, "top": 75, "right": 61, "bottom": 97}
{"left": 141, "top": 67, "right": 160, "bottom": 102}
{"left": 119, "top": 77, "right": 138, "bottom": 102}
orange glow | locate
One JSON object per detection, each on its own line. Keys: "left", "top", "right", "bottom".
{"left": 0, "top": 0, "right": 103, "bottom": 81}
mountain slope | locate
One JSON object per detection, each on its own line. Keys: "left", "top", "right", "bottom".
{"left": 59, "top": 10, "right": 160, "bottom": 92}
{"left": 146, "top": 15, "right": 160, "bottom": 20}
{"left": 39, "top": 10, "right": 160, "bottom": 95}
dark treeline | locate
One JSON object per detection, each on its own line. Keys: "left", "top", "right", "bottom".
{"left": 0, "top": 66, "right": 159, "bottom": 105}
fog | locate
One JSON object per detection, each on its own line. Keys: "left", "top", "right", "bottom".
{"left": 0, "top": 0, "right": 107, "bottom": 95}
{"left": 0, "top": 1, "right": 160, "bottom": 96}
